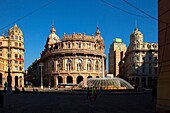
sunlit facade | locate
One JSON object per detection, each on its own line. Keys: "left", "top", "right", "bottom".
{"left": 108, "top": 38, "right": 126, "bottom": 77}
{"left": 36, "top": 25, "right": 106, "bottom": 87}
{"left": 0, "top": 24, "right": 25, "bottom": 88}
{"left": 119, "top": 28, "right": 158, "bottom": 88}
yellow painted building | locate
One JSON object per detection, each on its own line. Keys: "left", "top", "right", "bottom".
{"left": 0, "top": 24, "right": 25, "bottom": 88}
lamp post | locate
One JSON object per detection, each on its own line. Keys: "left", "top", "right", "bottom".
{"left": 39, "top": 62, "right": 44, "bottom": 89}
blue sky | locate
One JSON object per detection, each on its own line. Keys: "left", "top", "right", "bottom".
{"left": 0, "top": 0, "right": 158, "bottom": 71}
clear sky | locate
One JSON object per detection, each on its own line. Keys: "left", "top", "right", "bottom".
{"left": 0, "top": 0, "right": 158, "bottom": 71}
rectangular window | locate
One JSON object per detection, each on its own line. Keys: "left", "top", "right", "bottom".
{"left": 137, "top": 57, "right": 139, "bottom": 60}
{"left": 142, "top": 57, "right": 145, "bottom": 60}
{"left": 14, "top": 49, "right": 18, "bottom": 52}
{"left": 15, "top": 61, "right": 18, "bottom": 64}
{"left": 15, "top": 42, "right": 18, "bottom": 46}
{"left": 19, "top": 43, "right": 21, "bottom": 47}
{"left": 13, "top": 36, "right": 18, "bottom": 40}
{"left": 15, "top": 66, "right": 18, "bottom": 71}
{"left": 15, "top": 54, "right": 18, "bottom": 58}
{"left": 0, "top": 42, "right": 2, "bottom": 46}
{"left": 142, "top": 68, "right": 145, "bottom": 73}
{"left": 0, "top": 48, "right": 2, "bottom": 52}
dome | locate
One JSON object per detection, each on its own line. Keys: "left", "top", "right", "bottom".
{"left": 8, "top": 24, "right": 23, "bottom": 35}
{"left": 45, "top": 25, "right": 60, "bottom": 48}
{"left": 131, "top": 28, "right": 143, "bottom": 36}
{"left": 77, "top": 77, "right": 134, "bottom": 90}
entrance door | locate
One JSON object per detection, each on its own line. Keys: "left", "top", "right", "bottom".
{"left": 15, "top": 76, "right": 18, "bottom": 87}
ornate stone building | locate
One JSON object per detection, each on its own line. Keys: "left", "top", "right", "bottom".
{"left": 108, "top": 38, "right": 126, "bottom": 77}
{"left": 119, "top": 28, "right": 158, "bottom": 88}
{"left": 37, "top": 25, "right": 106, "bottom": 87}
{"left": 0, "top": 24, "right": 25, "bottom": 88}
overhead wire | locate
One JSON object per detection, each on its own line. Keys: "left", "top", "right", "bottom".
{"left": 122, "top": 0, "right": 169, "bottom": 24}
{"left": 100, "top": 0, "right": 149, "bottom": 19}
{"left": 0, "top": 0, "right": 57, "bottom": 31}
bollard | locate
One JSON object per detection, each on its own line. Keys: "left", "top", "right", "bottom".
{"left": 0, "top": 92, "right": 4, "bottom": 108}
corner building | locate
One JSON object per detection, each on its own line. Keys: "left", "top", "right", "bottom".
{"left": 119, "top": 28, "right": 158, "bottom": 88}
{"left": 40, "top": 25, "right": 106, "bottom": 87}
{"left": 0, "top": 24, "right": 25, "bottom": 88}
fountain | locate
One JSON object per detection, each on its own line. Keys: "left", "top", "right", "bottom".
{"left": 77, "top": 57, "right": 134, "bottom": 90}
{"left": 77, "top": 77, "right": 134, "bottom": 90}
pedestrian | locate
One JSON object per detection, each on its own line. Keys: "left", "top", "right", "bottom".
{"left": 4, "top": 82, "right": 8, "bottom": 93}
{"left": 99, "top": 87, "right": 102, "bottom": 96}
{"left": 152, "top": 86, "right": 157, "bottom": 103}
{"left": 91, "top": 86, "right": 94, "bottom": 99}
{"left": 94, "top": 87, "right": 97, "bottom": 101}
{"left": 86, "top": 87, "right": 91, "bottom": 100}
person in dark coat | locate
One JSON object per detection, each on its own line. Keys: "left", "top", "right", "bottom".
{"left": 86, "top": 87, "right": 91, "bottom": 101}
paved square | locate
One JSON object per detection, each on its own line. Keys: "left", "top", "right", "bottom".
{"left": 0, "top": 91, "right": 155, "bottom": 113}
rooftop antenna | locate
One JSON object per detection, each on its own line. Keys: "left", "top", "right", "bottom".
{"left": 52, "top": 19, "right": 54, "bottom": 26}
{"left": 135, "top": 20, "right": 138, "bottom": 28}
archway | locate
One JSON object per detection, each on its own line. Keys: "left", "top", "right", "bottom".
{"left": 87, "top": 76, "right": 92, "bottom": 79}
{"left": 77, "top": 76, "right": 83, "bottom": 84}
{"left": 67, "top": 76, "right": 73, "bottom": 83}
{"left": 58, "top": 76, "right": 63, "bottom": 84}
{"left": 15, "top": 76, "right": 18, "bottom": 87}
{"left": 96, "top": 76, "right": 99, "bottom": 78}
{"left": 0, "top": 73, "right": 2, "bottom": 87}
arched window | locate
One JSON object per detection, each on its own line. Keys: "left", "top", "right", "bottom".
{"left": 87, "top": 60, "right": 92, "bottom": 71}
{"left": 66, "top": 59, "right": 72, "bottom": 71}
{"left": 78, "top": 43, "right": 81, "bottom": 48}
{"left": 95, "top": 61, "right": 99, "bottom": 71}
{"left": 77, "top": 59, "right": 82, "bottom": 71}
{"left": 51, "top": 61, "right": 54, "bottom": 71}
{"left": 67, "top": 43, "right": 70, "bottom": 48}
{"left": 57, "top": 60, "right": 62, "bottom": 71}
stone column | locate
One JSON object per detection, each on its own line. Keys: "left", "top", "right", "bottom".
{"left": 63, "top": 75, "right": 67, "bottom": 84}
{"left": 54, "top": 75, "right": 58, "bottom": 88}
{"left": 83, "top": 77, "right": 87, "bottom": 87}
{"left": 73, "top": 76, "right": 76, "bottom": 84}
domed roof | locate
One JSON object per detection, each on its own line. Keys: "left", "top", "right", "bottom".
{"left": 131, "top": 28, "right": 143, "bottom": 36}
{"left": 8, "top": 24, "right": 23, "bottom": 35}
{"left": 45, "top": 25, "right": 60, "bottom": 48}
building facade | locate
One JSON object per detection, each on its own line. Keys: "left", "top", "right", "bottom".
{"left": 108, "top": 38, "right": 126, "bottom": 77}
{"left": 0, "top": 24, "right": 25, "bottom": 88}
{"left": 26, "top": 58, "right": 40, "bottom": 87}
{"left": 119, "top": 28, "right": 158, "bottom": 88}
{"left": 157, "top": 0, "right": 170, "bottom": 112}
{"left": 29, "top": 25, "right": 106, "bottom": 87}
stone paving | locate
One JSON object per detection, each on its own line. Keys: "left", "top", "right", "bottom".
{"left": 0, "top": 90, "right": 156, "bottom": 113}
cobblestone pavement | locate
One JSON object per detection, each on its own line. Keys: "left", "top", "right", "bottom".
{"left": 0, "top": 90, "right": 156, "bottom": 113}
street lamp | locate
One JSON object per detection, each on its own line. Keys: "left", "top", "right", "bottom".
{"left": 2, "top": 34, "right": 12, "bottom": 93}
{"left": 39, "top": 62, "right": 44, "bottom": 89}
